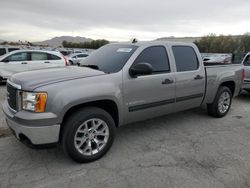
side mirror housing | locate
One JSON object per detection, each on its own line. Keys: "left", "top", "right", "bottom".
{"left": 129, "top": 62, "right": 153, "bottom": 77}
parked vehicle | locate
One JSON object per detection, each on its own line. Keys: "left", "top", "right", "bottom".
{"left": 0, "top": 50, "right": 68, "bottom": 83}
{"left": 68, "top": 53, "right": 89, "bottom": 65}
{"left": 241, "top": 52, "right": 250, "bottom": 92}
{"left": 0, "top": 46, "right": 20, "bottom": 57}
{"left": 202, "top": 53, "right": 232, "bottom": 65}
{"left": 3, "top": 41, "right": 243, "bottom": 163}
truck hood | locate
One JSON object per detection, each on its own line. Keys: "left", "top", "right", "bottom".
{"left": 9, "top": 66, "right": 106, "bottom": 91}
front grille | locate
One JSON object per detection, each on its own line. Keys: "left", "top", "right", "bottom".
{"left": 7, "top": 83, "right": 18, "bottom": 111}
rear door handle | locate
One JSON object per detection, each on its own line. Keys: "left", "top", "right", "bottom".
{"left": 21, "top": 62, "right": 27, "bottom": 64}
{"left": 44, "top": 61, "right": 50, "bottom": 63}
{"left": 194, "top": 75, "right": 204, "bottom": 80}
{"left": 162, "top": 78, "right": 174, "bottom": 85}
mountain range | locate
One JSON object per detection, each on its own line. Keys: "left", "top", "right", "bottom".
{"left": 34, "top": 36, "right": 93, "bottom": 47}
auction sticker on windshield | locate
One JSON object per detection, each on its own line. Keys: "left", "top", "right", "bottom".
{"left": 117, "top": 48, "right": 133, "bottom": 53}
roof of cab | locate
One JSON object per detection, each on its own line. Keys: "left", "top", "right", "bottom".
{"left": 109, "top": 40, "right": 196, "bottom": 47}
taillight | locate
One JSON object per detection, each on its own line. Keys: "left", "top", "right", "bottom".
{"left": 242, "top": 65, "right": 245, "bottom": 81}
{"left": 62, "top": 54, "right": 69, "bottom": 66}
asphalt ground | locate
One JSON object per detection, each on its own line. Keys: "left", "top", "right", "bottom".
{"left": 0, "top": 84, "right": 250, "bottom": 188}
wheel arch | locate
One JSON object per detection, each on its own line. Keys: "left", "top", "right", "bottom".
{"left": 219, "top": 81, "right": 235, "bottom": 96}
{"left": 59, "top": 99, "right": 120, "bottom": 142}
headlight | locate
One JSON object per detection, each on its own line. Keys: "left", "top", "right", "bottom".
{"left": 22, "top": 92, "right": 47, "bottom": 112}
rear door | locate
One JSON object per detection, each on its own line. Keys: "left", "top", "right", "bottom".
{"left": 171, "top": 45, "right": 206, "bottom": 111}
{"left": 29, "top": 52, "right": 50, "bottom": 70}
{"left": 29, "top": 52, "right": 64, "bottom": 70}
{"left": 123, "top": 45, "right": 176, "bottom": 124}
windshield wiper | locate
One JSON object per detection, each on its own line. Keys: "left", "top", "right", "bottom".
{"left": 80, "top": 64, "right": 100, "bottom": 70}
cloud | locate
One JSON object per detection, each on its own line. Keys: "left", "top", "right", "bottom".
{"left": 0, "top": 0, "right": 250, "bottom": 41}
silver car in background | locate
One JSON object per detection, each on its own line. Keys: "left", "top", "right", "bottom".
{"left": 0, "top": 50, "right": 68, "bottom": 82}
{"left": 0, "top": 46, "right": 20, "bottom": 57}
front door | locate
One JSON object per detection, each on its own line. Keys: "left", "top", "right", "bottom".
{"left": 123, "top": 45, "right": 176, "bottom": 124}
{"left": 1, "top": 52, "right": 30, "bottom": 75}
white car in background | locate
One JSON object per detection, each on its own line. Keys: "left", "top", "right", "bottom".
{"left": 68, "top": 53, "right": 89, "bottom": 65}
{"left": 0, "top": 46, "right": 20, "bottom": 57}
{"left": 0, "top": 50, "right": 68, "bottom": 83}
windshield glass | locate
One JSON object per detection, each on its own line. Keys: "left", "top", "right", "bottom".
{"left": 80, "top": 44, "right": 138, "bottom": 73}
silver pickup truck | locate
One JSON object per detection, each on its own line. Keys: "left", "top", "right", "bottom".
{"left": 3, "top": 41, "right": 243, "bottom": 163}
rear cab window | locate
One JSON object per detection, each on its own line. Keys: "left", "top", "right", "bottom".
{"left": 172, "top": 46, "right": 199, "bottom": 72}
{"left": 132, "top": 46, "right": 170, "bottom": 74}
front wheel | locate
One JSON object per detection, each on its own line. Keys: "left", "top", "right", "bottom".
{"left": 207, "top": 86, "right": 232, "bottom": 118}
{"left": 62, "top": 107, "right": 116, "bottom": 163}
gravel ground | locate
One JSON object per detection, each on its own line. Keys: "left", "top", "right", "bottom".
{"left": 0, "top": 85, "right": 250, "bottom": 188}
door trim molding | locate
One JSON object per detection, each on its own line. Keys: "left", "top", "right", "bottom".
{"left": 128, "top": 93, "right": 203, "bottom": 112}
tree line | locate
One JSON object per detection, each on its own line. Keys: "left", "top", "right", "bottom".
{"left": 194, "top": 34, "right": 250, "bottom": 53}
{"left": 62, "top": 39, "right": 109, "bottom": 49}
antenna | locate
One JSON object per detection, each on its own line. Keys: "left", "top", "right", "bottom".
{"left": 131, "top": 38, "right": 138, "bottom": 43}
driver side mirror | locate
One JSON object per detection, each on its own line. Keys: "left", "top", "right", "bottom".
{"left": 129, "top": 62, "right": 153, "bottom": 78}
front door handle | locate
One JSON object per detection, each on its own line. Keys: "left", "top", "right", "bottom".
{"left": 194, "top": 75, "right": 204, "bottom": 80}
{"left": 21, "top": 62, "right": 27, "bottom": 64}
{"left": 44, "top": 61, "right": 50, "bottom": 63}
{"left": 162, "top": 78, "right": 174, "bottom": 85}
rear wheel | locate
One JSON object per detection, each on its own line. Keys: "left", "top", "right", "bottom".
{"left": 62, "top": 107, "right": 116, "bottom": 163}
{"left": 207, "top": 86, "right": 232, "bottom": 118}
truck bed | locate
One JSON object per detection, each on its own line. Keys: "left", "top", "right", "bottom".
{"left": 203, "top": 64, "right": 243, "bottom": 104}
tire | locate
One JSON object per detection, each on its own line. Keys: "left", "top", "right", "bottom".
{"left": 69, "top": 60, "right": 74, "bottom": 65}
{"left": 207, "top": 86, "right": 232, "bottom": 118}
{"left": 62, "top": 107, "right": 116, "bottom": 163}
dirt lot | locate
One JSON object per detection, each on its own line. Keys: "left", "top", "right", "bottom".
{"left": 0, "top": 84, "right": 250, "bottom": 188}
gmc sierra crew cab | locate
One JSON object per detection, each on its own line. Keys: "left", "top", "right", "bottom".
{"left": 3, "top": 41, "right": 243, "bottom": 163}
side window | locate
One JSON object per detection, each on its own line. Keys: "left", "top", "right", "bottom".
{"left": 172, "top": 46, "right": 199, "bottom": 72}
{"left": 31, "top": 52, "right": 48, "bottom": 61}
{"left": 0, "top": 48, "right": 6, "bottom": 56}
{"left": 49, "top": 54, "right": 61, "bottom": 60}
{"left": 133, "top": 46, "right": 170, "bottom": 73}
{"left": 243, "top": 55, "right": 250, "bottom": 66}
{"left": 6, "top": 52, "right": 28, "bottom": 62}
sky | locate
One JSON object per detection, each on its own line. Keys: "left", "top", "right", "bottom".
{"left": 0, "top": 0, "right": 250, "bottom": 42}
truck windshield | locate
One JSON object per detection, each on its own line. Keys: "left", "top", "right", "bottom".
{"left": 79, "top": 44, "right": 138, "bottom": 73}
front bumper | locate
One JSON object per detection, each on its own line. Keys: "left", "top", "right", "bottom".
{"left": 3, "top": 100, "right": 60, "bottom": 145}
